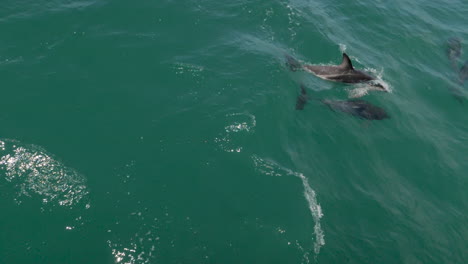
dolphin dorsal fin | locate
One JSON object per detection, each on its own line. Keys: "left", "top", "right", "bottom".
{"left": 339, "top": 53, "right": 354, "bottom": 70}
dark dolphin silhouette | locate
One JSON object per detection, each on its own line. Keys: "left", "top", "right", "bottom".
{"left": 460, "top": 60, "right": 468, "bottom": 84}
{"left": 295, "top": 84, "right": 308, "bottom": 110}
{"left": 286, "top": 53, "right": 387, "bottom": 92}
{"left": 443, "top": 38, "right": 466, "bottom": 103}
{"left": 447, "top": 37, "right": 462, "bottom": 71}
{"left": 295, "top": 85, "right": 389, "bottom": 120}
{"left": 322, "top": 99, "right": 390, "bottom": 120}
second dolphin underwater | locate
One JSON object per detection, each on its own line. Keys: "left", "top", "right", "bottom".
{"left": 445, "top": 37, "right": 467, "bottom": 102}
{"left": 446, "top": 37, "right": 467, "bottom": 84}
{"left": 447, "top": 37, "right": 462, "bottom": 71}
{"left": 296, "top": 85, "right": 389, "bottom": 120}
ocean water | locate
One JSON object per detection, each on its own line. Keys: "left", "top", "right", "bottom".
{"left": 1, "top": 0, "right": 467, "bottom": 263}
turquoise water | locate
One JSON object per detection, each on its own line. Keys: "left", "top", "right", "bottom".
{"left": 1, "top": 0, "right": 467, "bottom": 263}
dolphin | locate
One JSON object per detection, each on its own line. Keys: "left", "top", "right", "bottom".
{"left": 447, "top": 37, "right": 462, "bottom": 71}
{"left": 460, "top": 60, "right": 468, "bottom": 84}
{"left": 286, "top": 53, "right": 387, "bottom": 92}
{"left": 294, "top": 85, "right": 389, "bottom": 120}
{"left": 322, "top": 99, "right": 390, "bottom": 120}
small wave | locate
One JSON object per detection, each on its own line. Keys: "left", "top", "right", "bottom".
{"left": 251, "top": 155, "right": 325, "bottom": 256}
{"left": 0, "top": 139, "right": 89, "bottom": 208}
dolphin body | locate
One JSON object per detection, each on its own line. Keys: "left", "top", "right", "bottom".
{"left": 295, "top": 85, "right": 389, "bottom": 120}
{"left": 442, "top": 38, "right": 466, "bottom": 103}
{"left": 460, "top": 60, "right": 468, "bottom": 84}
{"left": 447, "top": 37, "right": 462, "bottom": 71}
{"left": 286, "top": 53, "right": 387, "bottom": 92}
{"left": 322, "top": 99, "right": 389, "bottom": 120}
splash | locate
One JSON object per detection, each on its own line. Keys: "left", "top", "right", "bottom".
{"left": 347, "top": 80, "right": 392, "bottom": 98}
{"left": 346, "top": 66, "right": 392, "bottom": 98}
{"left": 252, "top": 155, "right": 325, "bottom": 256}
{"left": 339, "top": 43, "right": 347, "bottom": 53}
{"left": 348, "top": 86, "right": 370, "bottom": 98}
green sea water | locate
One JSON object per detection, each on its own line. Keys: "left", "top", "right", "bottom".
{"left": 1, "top": 0, "right": 467, "bottom": 263}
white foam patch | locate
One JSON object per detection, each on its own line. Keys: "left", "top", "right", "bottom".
{"left": 0, "top": 139, "right": 89, "bottom": 208}
{"left": 224, "top": 113, "right": 256, "bottom": 133}
{"left": 365, "top": 66, "right": 392, "bottom": 92}
{"left": 215, "top": 113, "right": 256, "bottom": 153}
{"left": 252, "top": 155, "right": 325, "bottom": 256}
{"left": 348, "top": 85, "right": 372, "bottom": 98}
{"left": 172, "top": 62, "right": 204, "bottom": 76}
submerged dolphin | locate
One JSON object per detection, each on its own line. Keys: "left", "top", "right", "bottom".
{"left": 443, "top": 38, "right": 466, "bottom": 103}
{"left": 322, "top": 99, "right": 390, "bottom": 120}
{"left": 447, "top": 37, "right": 462, "bottom": 71}
{"left": 295, "top": 84, "right": 308, "bottom": 110}
{"left": 286, "top": 53, "right": 387, "bottom": 92}
{"left": 460, "top": 60, "right": 468, "bottom": 84}
{"left": 295, "top": 85, "right": 389, "bottom": 120}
